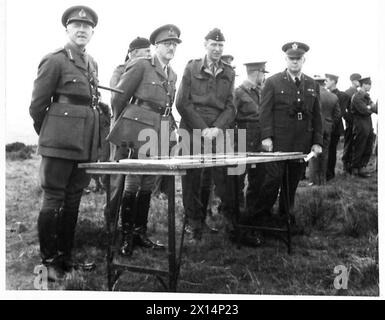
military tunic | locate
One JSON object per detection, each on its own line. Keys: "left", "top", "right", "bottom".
{"left": 175, "top": 57, "right": 236, "bottom": 225}
{"left": 252, "top": 70, "right": 323, "bottom": 217}
{"left": 29, "top": 42, "right": 100, "bottom": 210}
{"left": 351, "top": 90, "right": 375, "bottom": 169}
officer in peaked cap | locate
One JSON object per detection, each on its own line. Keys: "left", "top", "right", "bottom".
{"left": 233, "top": 60, "right": 269, "bottom": 246}
{"left": 149, "top": 24, "right": 182, "bottom": 45}
{"left": 243, "top": 40, "right": 323, "bottom": 235}
{"left": 61, "top": 5, "right": 98, "bottom": 27}
{"left": 29, "top": 5, "right": 100, "bottom": 281}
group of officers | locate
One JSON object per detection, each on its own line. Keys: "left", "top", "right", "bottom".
{"left": 29, "top": 5, "right": 378, "bottom": 281}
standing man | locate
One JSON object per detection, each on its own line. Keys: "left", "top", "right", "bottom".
{"left": 111, "top": 24, "right": 181, "bottom": 256}
{"left": 29, "top": 6, "right": 100, "bottom": 280}
{"left": 350, "top": 77, "right": 376, "bottom": 178}
{"left": 308, "top": 76, "right": 340, "bottom": 185}
{"left": 325, "top": 73, "right": 349, "bottom": 180}
{"left": 106, "top": 37, "right": 152, "bottom": 227}
{"left": 176, "top": 28, "right": 236, "bottom": 242}
{"left": 234, "top": 62, "right": 267, "bottom": 213}
{"left": 245, "top": 42, "right": 323, "bottom": 233}
{"left": 343, "top": 73, "right": 362, "bottom": 173}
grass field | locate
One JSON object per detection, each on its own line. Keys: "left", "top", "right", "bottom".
{"left": 5, "top": 145, "right": 378, "bottom": 295}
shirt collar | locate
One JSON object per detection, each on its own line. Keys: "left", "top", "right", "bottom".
{"left": 155, "top": 53, "right": 169, "bottom": 70}
{"left": 286, "top": 69, "right": 303, "bottom": 82}
{"left": 65, "top": 42, "right": 86, "bottom": 57}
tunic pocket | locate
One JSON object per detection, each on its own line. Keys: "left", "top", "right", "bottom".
{"left": 39, "top": 103, "right": 87, "bottom": 152}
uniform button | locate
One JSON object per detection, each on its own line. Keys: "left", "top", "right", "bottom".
{"left": 281, "top": 90, "right": 284, "bottom": 93}
{"left": 152, "top": 82, "right": 156, "bottom": 85}
{"left": 134, "top": 117, "right": 138, "bottom": 120}
{"left": 166, "top": 103, "right": 169, "bottom": 107}
{"left": 73, "top": 79, "right": 77, "bottom": 82}
{"left": 298, "top": 98, "right": 301, "bottom": 102}
{"left": 93, "top": 106, "right": 96, "bottom": 110}
{"left": 297, "top": 91, "right": 300, "bottom": 94}
{"left": 64, "top": 112, "right": 68, "bottom": 115}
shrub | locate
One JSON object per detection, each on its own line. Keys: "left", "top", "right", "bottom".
{"left": 6, "top": 142, "right": 34, "bottom": 160}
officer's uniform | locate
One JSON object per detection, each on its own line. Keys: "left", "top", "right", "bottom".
{"left": 176, "top": 28, "right": 236, "bottom": 239}
{"left": 342, "top": 73, "right": 362, "bottom": 172}
{"left": 308, "top": 79, "right": 340, "bottom": 185}
{"left": 252, "top": 42, "right": 323, "bottom": 223}
{"left": 351, "top": 77, "right": 375, "bottom": 174}
{"left": 110, "top": 25, "right": 180, "bottom": 255}
{"left": 233, "top": 62, "right": 267, "bottom": 213}
{"left": 29, "top": 6, "right": 100, "bottom": 276}
{"left": 325, "top": 73, "right": 350, "bottom": 180}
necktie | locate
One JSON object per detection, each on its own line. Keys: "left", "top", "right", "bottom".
{"left": 295, "top": 77, "right": 301, "bottom": 87}
{"left": 163, "top": 65, "right": 168, "bottom": 77}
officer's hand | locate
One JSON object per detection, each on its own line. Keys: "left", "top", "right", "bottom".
{"left": 261, "top": 138, "right": 273, "bottom": 152}
{"left": 202, "top": 128, "right": 212, "bottom": 139}
{"left": 210, "top": 127, "right": 220, "bottom": 138}
{"left": 311, "top": 144, "right": 322, "bottom": 157}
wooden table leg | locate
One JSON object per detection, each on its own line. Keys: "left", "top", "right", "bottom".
{"left": 168, "top": 175, "right": 177, "bottom": 291}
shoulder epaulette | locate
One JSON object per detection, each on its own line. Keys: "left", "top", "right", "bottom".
{"left": 52, "top": 47, "right": 66, "bottom": 55}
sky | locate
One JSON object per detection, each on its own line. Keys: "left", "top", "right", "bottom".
{"left": 3, "top": 0, "right": 382, "bottom": 144}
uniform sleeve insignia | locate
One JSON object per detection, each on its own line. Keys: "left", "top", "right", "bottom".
{"left": 79, "top": 9, "right": 86, "bottom": 18}
{"left": 292, "top": 43, "right": 298, "bottom": 50}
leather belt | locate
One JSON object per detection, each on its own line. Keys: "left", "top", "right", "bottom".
{"left": 134, "top": 98, "right": 171, "bottom": 117}
{"left": 55, "top": 95, "right": 92, "bottom": 107}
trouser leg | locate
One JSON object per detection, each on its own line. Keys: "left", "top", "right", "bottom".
{"left": 326, "top": 133, "right": 339, "bottom": 180}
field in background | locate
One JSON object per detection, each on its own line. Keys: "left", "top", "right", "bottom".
{"left": 5, "top": 144, "right": 378, "bottom": 295}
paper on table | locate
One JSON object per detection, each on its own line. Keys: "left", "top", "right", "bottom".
{"left": 304, "top": 151, "right": 316, "bottom": 162}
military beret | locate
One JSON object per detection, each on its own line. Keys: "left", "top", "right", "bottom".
{"left": 313, "top": 75, "right": 326, "bottom": 83}
{"left": 325, "top": 73, "right": 339, "bottom": 83}
{"left": 282, "top": 41, "right": 309, "bottom": 58}
{"left": 128, "top": 37, "right": 151, "bottom": 53}
{"left": 62, "top": 5, "right": 98, "bottom": 27}
{"left": 150, "top": 24, "right": 182, "bottom": 45}
{"left": 359, "top": 77, "right": 371, "bottom": 85}
{"left": 205, "top": 28, "right": 225, "bottom": 41}
{"left": 350, "top": 73, "right": 362, "bottom": 81}
{"left": 221, "top": 54, "right": 234, "bottom": 64}
{"left": 244, "top": 61, "right": 269, "bottom": 73}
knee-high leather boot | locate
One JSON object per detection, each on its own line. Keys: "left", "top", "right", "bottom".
{"left": 133, "top": 191, "right": 165, "bottom": 249}
{"left": 119, "top": 192, "right": 137, "bottom": 256}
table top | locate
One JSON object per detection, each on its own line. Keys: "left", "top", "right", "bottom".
{"left": 78, "top": 152, "right": 306, "bottom": 175}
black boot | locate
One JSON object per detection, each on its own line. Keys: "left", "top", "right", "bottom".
{"left": 134, "top": 191, "right": 165, "bottom": 249}
{"left": 119, "top": 192, "right": 137, "bottom": 256}
{"left": 37, "top": 208, "right": 64, "bottom": 281}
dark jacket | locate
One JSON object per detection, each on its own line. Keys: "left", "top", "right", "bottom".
{"left": 259, "top": 70, "right": 323, "bottom": 153}
{"left": 351, "top": 90, "right": 374, "bottom": 118}
{"left": 331, "top": 88, "right": 349, "bottom": 135}
{"left": 29, "top": 43, "right": 100, "bottom": 161}
{"left": 319, "top": 87, "right": 340, "bottom": 135}
{"left": 234, "top": 80, "right": 261, "bottom": 123}
{"left": 175, "top": 57, "right": 236, "bottom": 131}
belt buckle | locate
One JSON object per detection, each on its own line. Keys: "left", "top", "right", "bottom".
{"left": 163, "top": 106, "right": 171, "bottom": 117}
{"left": 297, "top": 112, "right": 303, "bottom": 120}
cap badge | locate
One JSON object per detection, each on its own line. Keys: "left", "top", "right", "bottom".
{"left": 292, "top": 43, "right": 298, "bottom": 50}
{"left": 79, "top": 9, "right": 86, "bottom": 18}
{"left": 168, "top": 28, "right": 174, "bottom": 36}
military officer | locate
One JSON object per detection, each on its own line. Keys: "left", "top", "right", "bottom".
{"left": 234, "top": 62, "right": 267, "bottom": 213}
{"left": 350, "top": 77, "right": 376, "bottom": 178}
{"left": 175, "top": 28, "right": 236, "bottom": 242}
{"left": 106, "top": 36, "right": 152, "bottom": 228}
{"left": 246, "top": 42, "right": 323, "bottom": 233}
{"left": 324, "top": 73, "right": 350, "bottom": 180}
{"left": 343, "top": 73, "right": 362, "bottom": 173}
{"left": 29, "top": 5, "right": 100, "bottom": 281}
{"left": 308, "top": 76, "right": 340, "bottom": 185}
{"left": 111, "top": 24, "right": 181, "bottom": 256}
